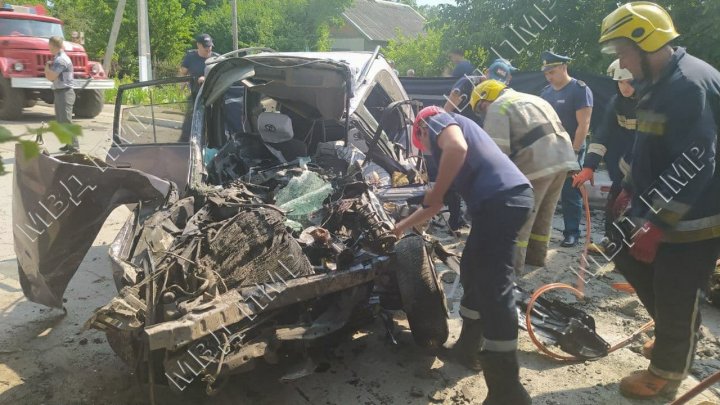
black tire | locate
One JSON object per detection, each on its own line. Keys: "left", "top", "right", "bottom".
{"left": 0, "top": 75, "right": 25, "bottom": 120}
{"left": 394, "top": 234, "right": 449, "bottom": 348}
{"left": 74, "top": 89, "right": 104, "bottom": 118}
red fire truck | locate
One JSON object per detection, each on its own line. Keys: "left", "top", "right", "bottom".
{"left": 0, "top": 4, "right": 113, "bottom": 120}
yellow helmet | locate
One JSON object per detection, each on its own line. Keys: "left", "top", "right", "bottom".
{"left": 470, "top": 79, "right": 507, "bottom": 111}
{"left": 599, "top": 2, "right": 679, "bottom": 53}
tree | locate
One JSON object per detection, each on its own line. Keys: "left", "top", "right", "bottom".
{"left": 384, "top": 28, "right": 449, "bottom": 76}
{"left": 197, "top": 0, "right": 351, "bottom": 53}
{"left": 431, "top": 0, "right": 720, "bottom": 74}
{"left": 47, "top": 0, "right": 202, "bottom": 78}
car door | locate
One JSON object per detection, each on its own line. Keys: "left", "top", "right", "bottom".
{"left": 106, "top": 76, "right": 194, "bottom": 192}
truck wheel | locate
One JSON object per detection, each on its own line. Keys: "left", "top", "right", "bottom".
{"left": 74, "top": 89, "right": 104, "bottom": 118}
{"left": 24, "top": 99, "right": 37, "bottom": 108}
{"left": 394, "top": 235, "right": 449, "bottom": 349}
{"left": 0, "top": 75, "right": 25, "bottom": 120}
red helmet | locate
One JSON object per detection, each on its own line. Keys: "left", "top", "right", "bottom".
{"left": 412, "top": 106, "right": 444, "bottom": 152}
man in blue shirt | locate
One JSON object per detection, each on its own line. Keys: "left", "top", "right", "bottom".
{"left": 179, "top": 34, "right": 220, "bottom": 97}
{"left": 443, "top": 59, "right": 517, "bottom": 124}
{"left": 179, "top": 33, "right": 219, "bottom": 141}
{"left": 449, "top": 49, "right": 476, "bottom": 78}
{"left": 540, "top": 51, "right": 594, "bottom": 247}
{"left": 394, "top": 106, "right": 533, "bottom": 405}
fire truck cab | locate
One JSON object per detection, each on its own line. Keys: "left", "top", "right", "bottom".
{"left": 0, "top": 4, "right": 114, "bottom": 120}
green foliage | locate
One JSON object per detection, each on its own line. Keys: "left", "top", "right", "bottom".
{"left": 47, "top": 0, "right": 202, "bottom": 78}
{"left": 103, "top": 77, "right": 135, "bottom": 104}
{"left": 0, "top": 123, "right": 83, "bottom": 175}
{"left": 46, "top": 0, "right": 351, "bottom": 78}
{"left": 385, "top": 28, "right": 448, "bottom": 77}
{"left": 431, "top": 0, "right": 720, "bottom": 74}
{"left": 197, "top": 0, "right": 351, "bottom": 53}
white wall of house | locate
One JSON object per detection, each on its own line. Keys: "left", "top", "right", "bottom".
{"left": 330, "top": 37, "right": 366, "bottom": 51}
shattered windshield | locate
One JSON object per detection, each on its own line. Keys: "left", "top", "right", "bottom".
{"left": 0, "top": 18, "right": 63, "bottom": 38}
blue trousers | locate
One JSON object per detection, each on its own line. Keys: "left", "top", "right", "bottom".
{"left": 561, "top": 146, "right": 585, "bottom": 237}
{"left": 459, "top": 186, "right": 533, "bottom": 352}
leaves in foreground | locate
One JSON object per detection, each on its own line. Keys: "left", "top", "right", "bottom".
{"left": 0, "top": 121, "right": 83, "bottom": 175}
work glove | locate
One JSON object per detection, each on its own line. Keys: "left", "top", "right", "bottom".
{"left": 612, "top": 189, "right": 632, "bottom": 218}
{"left": 572, "top": 168, "right": 594, "bottom": 188}
{"left": 630, "top": 222, "right": 664, "bottom": 263}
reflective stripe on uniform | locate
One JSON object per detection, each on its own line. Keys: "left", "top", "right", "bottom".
{"left": 619, "top": 157, "right": 631, "bottom": 176}
{"left": 459, "top": 305, "right": 481, "bottom": 320}
{"left": 498, "top": 95, "right": 522, "bottom": 115}
{"left": 482, "top": 338, "right": 518, "bottom": 352}
{"left": 587, "top": 142, "right": 607, "bottom": 157}
{"left": 648, "top": 290, "right": 700, "bottom": 380}
{"left": 646, "top": 198, "right": 691, "bottom": 227}
{"left": 529, "top": 233, "right": 550, "bottom": 242}
{"left": 617, "top": 114, "right": 637, "bottom": 130}
{"left": 516, "top": 240, "right": 529, "bottom": 248}
{"left": 671, "top": 212, "right": 720, "bottom": 232}
{"left": 637, "top": 110, "right": 667, "bottom": 136}
{"left": 664, "top": 224, "right": 720, "bottom": 243}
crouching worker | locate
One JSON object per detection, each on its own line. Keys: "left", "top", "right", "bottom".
{"left": 471, "top": 80, "right": 578, "bottom": 274}
{"left": 393, "top": 106, "right": 533, "bottom": 405}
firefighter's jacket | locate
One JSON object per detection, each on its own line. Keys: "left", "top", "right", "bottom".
{"left": 483, "top": 89, "right": 579, "bottom": 181}
{"left": 585, "top": 93, "right": 636, "bottom": 184}
{"left": 626, "top": 47, "right": 720, "bottom": 243}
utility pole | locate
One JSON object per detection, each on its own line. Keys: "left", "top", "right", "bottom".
{"left": 103, "top": 0, "right": 126, "bottom": 75}
{"left": 231, "top": 0, "right": 238, "bottom": 51}
{"left": 137, "top": 0, "right": 152, "bottom": 81}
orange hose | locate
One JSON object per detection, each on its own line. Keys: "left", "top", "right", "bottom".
{"left": 607, "top": 320, "right": 655, "bottom": 353}
{"left": 525, "top": 283, "right": 584, "bottom": 361}
{"left": 669, "top": 370, "right": 720, "bottom": 405}
{"left": 525, "top": 285, "right": 655, "bottom": 361}
{"left": 577, "top": 184, "right": 592, "bottom": 294}
{"left": 525, "top": 182, "right": 655, "bottom": 361}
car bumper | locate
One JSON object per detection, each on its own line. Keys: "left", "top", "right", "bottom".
{"left": 11, "top": 77, "right": 116, "bottom": 90}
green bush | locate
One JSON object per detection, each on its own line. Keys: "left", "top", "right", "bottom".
{"left": 103, "top": 77, "right": 187, "bottom": 106}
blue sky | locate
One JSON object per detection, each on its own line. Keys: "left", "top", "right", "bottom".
{"left": 416, "top": 0, "right": 454, "bottom": 6}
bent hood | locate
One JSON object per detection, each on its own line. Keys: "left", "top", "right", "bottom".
{"left": 12, "top": 145, "right": 172, "bottom": 308}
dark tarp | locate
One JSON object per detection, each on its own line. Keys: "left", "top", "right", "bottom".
{"left": 399, "top": 71, "right": 616, "bottom": 131}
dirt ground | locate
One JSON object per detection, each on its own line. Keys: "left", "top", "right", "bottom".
{"left": 1, "top": 104, "right": 718, "bottom": 405}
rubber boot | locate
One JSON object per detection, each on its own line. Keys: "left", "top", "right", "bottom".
{"left": 451, "top": 317, "right": 484, "bottom": 371}
{"left": 619, "top": 370, "right": 680, "bottom": 400}
{"left": 478, "top": 351, "right": 532, "bottom": 405}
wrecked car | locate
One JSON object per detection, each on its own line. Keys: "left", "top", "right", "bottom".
{"left": 13, "top": 49, "right": 450, "bottom": 392}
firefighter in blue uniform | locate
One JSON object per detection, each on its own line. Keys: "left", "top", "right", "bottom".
{"left": 540, "top": 51, "right": 594, "bottom": 247}
{"left": 573, "top": 59, "right": 637, "bottom": 252}
{"left": 393, "top": 106, "right": 533, "bottom": 405}
{"left": 599, "top": 2, "right": 720, "bottom": 400}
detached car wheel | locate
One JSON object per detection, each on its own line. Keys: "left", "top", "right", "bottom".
{"left": 74, "top": 89, "right": 104, "bottom": 118}
{"left": 394, "top": 235, "right": 449, "bottom": 349}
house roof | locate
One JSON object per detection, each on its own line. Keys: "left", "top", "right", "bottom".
{"left": 342, "top": 0, "right": 425, "bottom": 42}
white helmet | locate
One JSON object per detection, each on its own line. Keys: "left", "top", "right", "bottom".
{"left": 607, "top": 59, "right": 633, "bottom": 81}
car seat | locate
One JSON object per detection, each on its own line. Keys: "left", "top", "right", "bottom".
{"left": 257, "top": 111, "right": 308, "bottom": 162}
